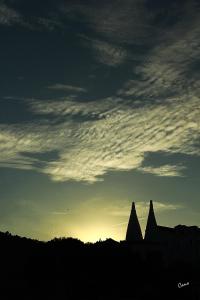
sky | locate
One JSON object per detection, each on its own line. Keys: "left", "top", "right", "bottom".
{"left": 0, "top": 0, "right": 200, "bottom": 242}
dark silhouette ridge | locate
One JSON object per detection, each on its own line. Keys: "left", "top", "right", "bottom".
{"left": 1, "top": 201, "right": 200, "bottom": 300}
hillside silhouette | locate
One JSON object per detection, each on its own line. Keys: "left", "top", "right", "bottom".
{"left": 0, "top": 231, "right": 200, "bottom": 300}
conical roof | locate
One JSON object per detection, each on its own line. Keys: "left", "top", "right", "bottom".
{"left": 144, "top": 200, "right": 157, "bottom": 240}
{"left": 126, "top": 202, "right": 143, "bottom": 242}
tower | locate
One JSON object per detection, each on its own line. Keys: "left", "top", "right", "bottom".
{"left": 126, "top": 202, "right": 143, "bottom": 242}
{"left": 144, "top": 200, "right": 157, "bottom": 241}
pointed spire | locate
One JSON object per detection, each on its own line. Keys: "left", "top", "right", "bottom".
{"left": 144, "top": 200, "right": 157, "bottom": 240}
{"left": 126, "top": 202, "right": 143, "bottom": 242}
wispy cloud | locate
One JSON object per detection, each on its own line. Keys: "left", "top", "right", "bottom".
{"left": 108, "top": 201, "right": 181, "bottom": 219}
{"left": 0, "top": 2, "right": 63, "bottom": 30}
{"left": 138, "top": 165, "right": 186, "bottom": 177}
{"left": 82, "top": 37, "right": 127, "bottom": 66}
{"left": 0, "top": 3, "right": 21, "bottom": 25}
{"left": 62, "top": 0, "right": 154, "bottom": 45}
{"left": 111, "top": 222, "right": 128, "bottom": 228}
{"left": 50, "top": 211, "right": 70, "bottom": 215}
{"left": 35, "top": 17, "right": 64, "bottom": 31}
{"left": 118, "top": 7, "right": 200, "bottom": 100}
{"left": 47, "top": 84, "right": 87, "bottom": 93}
{"left": 92, "top": 39, "right": 127, "bottom": 66}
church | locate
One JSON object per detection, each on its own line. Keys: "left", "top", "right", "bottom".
{"left": 124, "top": 200, "right": 200, "bottom": 265}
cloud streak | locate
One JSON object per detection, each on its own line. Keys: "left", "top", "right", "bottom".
{"left": 108, "top": 201, "right": 181, "bottom": 218}
{"left": 138, "top": 165, "right": 186, "bottom": 177}
{"left": 62, "top": 0, "right": 155, "bottom": 44}
{"left": 92, "top": 39, "right": 127, "bottom": 66}
{"left": 0, "top": 2, "right": 64, "bottom": 30}
{"left": 0, "top": 3, "right": 21, "bottom": 25}
{"left": 81, "top": 36, "right": 127, "bottom": 67}
{"left": 47, "top": 84, "right": 87, "bottom": 93}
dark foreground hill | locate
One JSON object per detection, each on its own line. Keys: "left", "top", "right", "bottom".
{"left": 0, "top": 231, "right": 200, "bottom": 300}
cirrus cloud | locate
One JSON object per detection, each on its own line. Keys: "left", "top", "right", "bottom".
{"left": 0, "top": 91, "right": 199, "bottom": 183}
{"left": 1, "top": 0, "right": 200, "bottom": 183}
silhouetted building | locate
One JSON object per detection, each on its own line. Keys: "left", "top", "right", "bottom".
{"left": 126, "top": 202, "right": 143, "bottom": 242}
{"left": 124, "top": 200, "right": 200, "bottom": 266}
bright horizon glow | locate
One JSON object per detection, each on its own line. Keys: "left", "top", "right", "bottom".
{"left": 36, "top": 200, "right": 181, "bottom": 242}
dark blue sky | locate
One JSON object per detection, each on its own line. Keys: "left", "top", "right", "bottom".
{"left": 0, "top": 0, "right": 200, "bottom": 241}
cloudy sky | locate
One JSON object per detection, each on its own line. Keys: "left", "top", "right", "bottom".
{"left": 0, "top": 0, "right": 200, "bottom": 242}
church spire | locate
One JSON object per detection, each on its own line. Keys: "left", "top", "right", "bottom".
{"left": 144, "top": 200, "right": 157, "bottom": 240}
{"left": 126, "top": 202, "right": 143, "bottom": 242}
